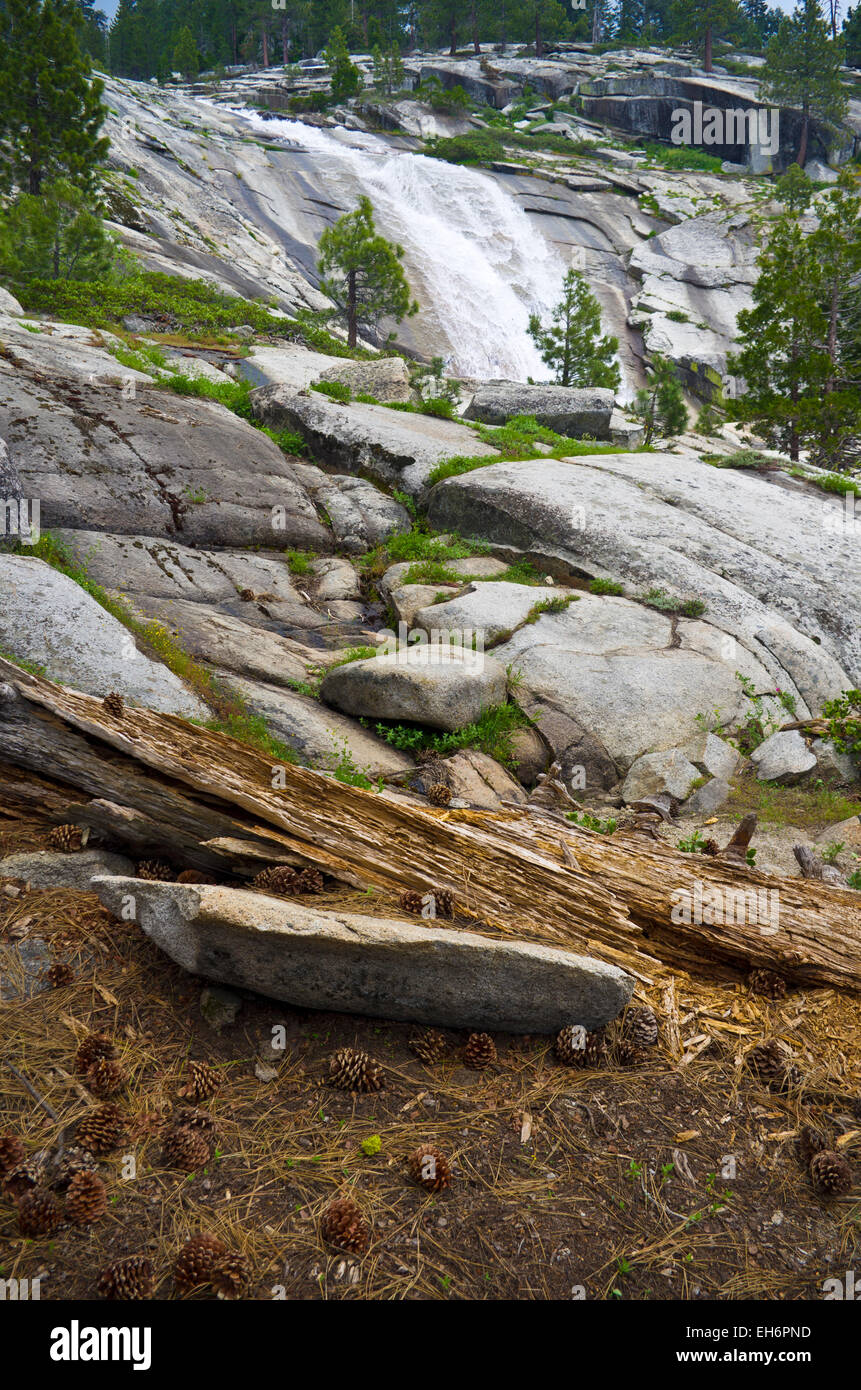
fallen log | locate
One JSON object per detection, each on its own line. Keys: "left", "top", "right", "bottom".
{"left": 1, "top": 662, "right": 861, "bottom": 992}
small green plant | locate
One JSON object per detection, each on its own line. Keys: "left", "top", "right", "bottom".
{"left": 821, "top": 841, "right": 846, "bottom": 865}
{"left": 329, "top": 645, "right": 379, "bottom": 669}
{"left": 326, "top": 737, "right": 381, "bottom": 790}
{"left": 312, "top": 379, "right": 352, "bottom": 403}
{"left": 666, "top": 309, "right": 689, "bottom": 323}
{"left": 847, "top": 869, "right": 861, "bottom": 890}
{"left": 182, "top": 484, "right": 207, "bottom": 504}
{"left": 589, "top": 577, "right": 624, "bottom": 596}
{"left": 285, "top": 549, "right": 315, "bottom": 576}
{"left": 821, "top": 689, "right": 861, "bottom": 762}
{"left": 566, "top": 810, "right": 618, "bottom": 835}
{"left": 677, "top": 830, "right": 709, "bottom": 854}
{"left": 361, "top": 1135, "right": 382, "bottom": 1157}
{"left": 524, "top": 595, "right": 576, "bottom": 623}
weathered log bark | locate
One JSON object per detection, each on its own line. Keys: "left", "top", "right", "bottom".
{"left": 1, "top": 662, "right": 861, "bottom": 992}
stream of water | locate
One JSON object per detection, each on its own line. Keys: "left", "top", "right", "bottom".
{"left": 239, "top": 111, "right": 569, "bottom": 380}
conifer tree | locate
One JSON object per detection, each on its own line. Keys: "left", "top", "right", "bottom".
{"left": 0, "top": 0, "right": 109, "bottom": 197}
{"left": 760, "top": 0, "right": 848, "bottom": 165}
{"left": 670, "top": 0, "right": 741, "bottom": 73}
{"left": 173, "top": 26, "right": 200, "bottom": 79}
{"left": 527, "top": 269, "right": 621, "bottom": 391}
{"left": 633, "top": 354, "right": 688, "bottom": 444}
{"left": 318, "top": 196, "right": 418, "bottom": 348}
{"left": 324, "top": 27, "right": 362, "bottom": 102}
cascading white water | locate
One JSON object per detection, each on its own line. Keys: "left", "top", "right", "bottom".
{"left": 239, "top": 111, "right": 569, "bottom": 380}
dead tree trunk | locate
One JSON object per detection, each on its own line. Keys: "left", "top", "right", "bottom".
{"left": 2, "top": 663, "right": 861, "bottom": 992}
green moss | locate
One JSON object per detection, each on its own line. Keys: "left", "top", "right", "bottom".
{"left": 589, "top": 577, "right": 625, "bottom": 596}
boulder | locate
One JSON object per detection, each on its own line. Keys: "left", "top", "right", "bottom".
{"left": 621, "top": 749, "right": 701, "bottom": 804}
{"left": 0, "top": 849, "right": 134, "bottom": 890}
{"left": 413, "top": 581, "right": 563, "bottom": 647}
{"left": 0, "top": 286, "right": 23, "bottom": 315}
{"left": 811, "top": 738, "right": 858, "bottom": 785}
{"left": 427, "top": 454, "right": 859, "bottom": 707}
{"left": 315, "top": 356, "right": 413, "bottom": 403}
{"left": 816, "top": 815, "right": 861, "bottom": 851}
{"left": 91, "top": 878, "right": 634, "bottom": 1033}
{"left": 682, "top": 777, "right": 732, "bottom": 816}
{"left": 291, "top": 464, "right": 411, "bottom": 552}
{"left": 1, "top": 364, "right": 330, "bottom": 549}
{"left": 750, "top": 730, "right": 817, "bottom": 784}
{"left": 508, "top": 726, "right": 550, "bottom": 787}
{"left": 464, "top": 382, "right": 615, "bottom": 439}
{"left": 681, "top": 731, "right": 739, "bottom": 783}
{"left": 215, "top": 673, "right": 414, "bottom": 776}
{"left": 0, "top": 555, "right": 208, "bottom": 718}
{"left": 319, "top": 645, "right": 508, "bottom": 732}
{"left": 489, "top": 592, "right": 775, "bottom": 776}
{"left": 443, "top": 749, "right": 527, "bottom": 808}
{"left": 249, "top": 387, "right": 498, "bottom": 495}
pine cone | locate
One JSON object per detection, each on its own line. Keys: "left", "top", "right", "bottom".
{"left": 463, "top": 1032, "right": 497, "bottom": 1070}
{"left": 321, "top": 1197, "right": 370, "bottom": 1254}
{"left": 161, "top": 1126, "right": 212, "bottom": 1172}
{"left": 614, "top": 1038, "right": 643, "bottom": 1067}
{"left": 98, "top": 1255, "right": 153, "bottom": 1300}
{"left": 173, "top": 1106, "right": 217, "bottom": 1137}
{"left": 3, "top": 1159, "right": 42, "bottom": 1200}
{"left": 75, "top": 1103, "right": 127, "bottom": 1155}
{"left": 327, "top": 1048, "right": 385, "bottom": 1093}
{"left": 427, "top": 783, "right": 452, "bottom": 807}
{"left": 175, "top": 869, "right": 219, "bottom": 885}
{"left": 748, "top": 1040, "right": 799, "bottom": 1091}
{"left": 174, "top": 1233, "right": 228, "bottom": 1292}
{"left": 554, "top": 1025, "right": 605, "bottom": 1068}
{"left": 432, "top": 888, "right": 454, "bottom": 919}
{"left": 47, "top": 824, "right": 84, "bottom": 853}
{"left": 409, "top": 1029, "right": 446, "bottom": 1064}
{"left": 798, "top": 1125, "right": 827, "bottom": 1169}
{"left": 75, "top": 1031, "right": 116, "bottom": 1074}
{"left": 86, "top": 1056, "right": 126, "bottom": 1099}
{"left": 103, "top": 691, "right": 125, "bottom": 718}
{"left": 46, "top": 962, "right": 75, "bottom": 987}
{"left": 399, "top": 889, "right": 425, "bottom": 915}
{"left": 622, "top": 1005, "right": 659, "bottom": 1049}
{"left": 295, "top": 867, "right": 324, "bottom": 894}
{"left": 702, "top": 838, "right": 720, "bottom": 856}
{"left": 17, "top": 1187, "right": 62, "bottom": 1237}
{"left": 66, "top": 1171, "right": 107, "bottom": 1225}
{"left": 178, "top": 1060, "right": 221, "bottom": 1102}
{"left": 239, "top": 588, "right": 255, "bottom": 602}
{"left": 252, "top": 864, "right": 300, "bottom": 895}
{"left": 47, "top": 1146, "right": 99, "bottom": 1191}
{"left": 212, "top": 1252, "right": 251, "bottom": 1300}
{"left": 0, "top": 1132, "right": 25, "bottom": 1177}
{"left": 810, "top": 1149, "right": 852, "bottom": 1197}
{"left": 748, "top": 968, "right": 787, "bottom": 1001}
{"left": 408, "top": 1143, "right": 451, "bottom": 1192}
{"left": 136, "top": 859, "right": 175, "bottom": 881}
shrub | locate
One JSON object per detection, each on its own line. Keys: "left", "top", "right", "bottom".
{"left": 312, "top": 379, "right": 352, "bottom": 403}
{"left": 589, "top": 577, "right": 624, "bottom": 595}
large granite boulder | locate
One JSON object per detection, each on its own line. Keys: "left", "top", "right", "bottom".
{"left": 249, "top": 387, "right": 498, "bottom": 495}
{"left": 91, "top": 878, "right": 634, "bottom": 1033}
{"left": 320, "top": 645, "right": 508, "bottom": 732}
{"left": 315, "top": 355, "right": 413, "bottom": 403}
{"left": 0, "top": 555, "right": 207, "bottom": 717}
{"left": 427, "top": 454, "right": 859, "bottom": 711}
{"left": 464, "top": 383, "right": 615, "bottom": 439}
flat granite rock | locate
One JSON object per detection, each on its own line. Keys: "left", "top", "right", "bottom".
{"left": 91, "top": 878, "right": 634, "bottom": 1033}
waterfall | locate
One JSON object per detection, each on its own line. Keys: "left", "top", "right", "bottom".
{"left": 237, "top": 112, "right": 570, "bottom": 381}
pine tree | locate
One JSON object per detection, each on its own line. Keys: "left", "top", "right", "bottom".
{"left": 726, "top": 208, "right": 827, "bottom": 461}
{"left": 318, "top": 196, "right": 418, "bottom": 348}
{"left": 670, "top": 0, "right": 741, "bottom": 72}
{"left": 844, "top": 4, "right": 861, "bottom": 66}
{"left": 760, "top": 0, "right": 848, "bottom": 165}
{"left": 0, "top": 179, "right": 113, "bottom": 283}
{"left": 173, "top": 26, "right": 200, "bottom": 79}
{"left": 324, "top": 26, "right": 362, "bottom": 102}
{"left": 0, "top": 0, "right": 109, "bottom": 197}
{"left": 528, "top": 269, "right": 621, "bottom": 390}
{"left": 634, "top": 355, "right": 688, "bottom": 444}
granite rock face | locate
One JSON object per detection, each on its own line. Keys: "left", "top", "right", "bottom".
{"left": 91, "top": 878, "right": 635, "bottom": 1033}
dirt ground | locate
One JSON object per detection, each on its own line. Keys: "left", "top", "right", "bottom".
{"left": 1, "top": 800, "right": 860, "bottom": 1304}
